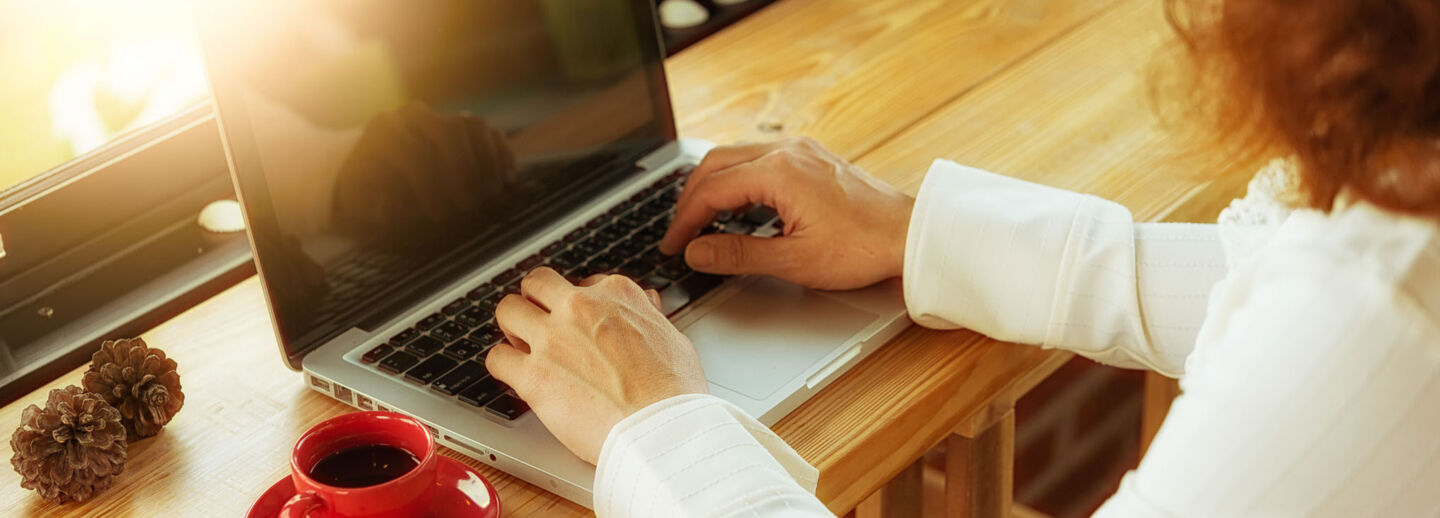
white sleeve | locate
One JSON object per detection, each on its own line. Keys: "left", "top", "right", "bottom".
{"left": 1092, "top": 242, "right": 1440, "bottom": 517}
{"left": 594, "top": 394, "right": 832, "bottom": 518}
{"left": 902, "top": 160, "right": 1229, "bottom": 376}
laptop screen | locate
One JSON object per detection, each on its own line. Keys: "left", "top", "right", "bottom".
{"left": 199, "top": 0, "right": 674, "bottom": 367}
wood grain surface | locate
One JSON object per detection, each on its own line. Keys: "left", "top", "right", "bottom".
{"left": 0, "top": 0, "right": 1261, "bottom": 515}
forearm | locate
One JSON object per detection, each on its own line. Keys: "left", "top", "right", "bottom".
{"left": 902, "top": 161, "right": 1226, "bottom": 376}
{"left": 595, "top": 394, "right": 831, "bottom": 518}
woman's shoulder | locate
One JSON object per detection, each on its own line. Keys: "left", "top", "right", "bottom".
{"left": 1182, "top": 204, "right": 1440, "bottom": 394}
{"left": 1263, "top": 202, "right": 1440, "bottom": 324}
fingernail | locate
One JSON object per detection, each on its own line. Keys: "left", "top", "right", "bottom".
{"left": 687, "top": 242, "right": 714, "bottom": 268}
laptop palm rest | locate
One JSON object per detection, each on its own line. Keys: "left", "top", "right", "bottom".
{"left": 681, "top": 277, "right": 875, "bottom": 401}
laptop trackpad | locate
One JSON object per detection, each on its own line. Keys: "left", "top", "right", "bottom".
{"left": 681, "top": 277, "right": 876, "bottom": 401}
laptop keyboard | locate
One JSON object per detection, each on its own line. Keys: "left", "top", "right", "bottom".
{"left": 359, "top": 167, "right": 783, "bottom": 421}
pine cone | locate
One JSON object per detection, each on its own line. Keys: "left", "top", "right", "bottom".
{"left": 81, "top": 338, "right": 184, "bottom": 439}
{"left": 9, "top": 386, "right": 128, "bottom": 503}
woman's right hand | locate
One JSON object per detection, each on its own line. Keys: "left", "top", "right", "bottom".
{"left": 659, "top": 137, "right": 916, "bottom": 290}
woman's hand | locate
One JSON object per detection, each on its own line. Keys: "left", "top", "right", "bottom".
{"left": 485, "top": 268, "right": 708, "bottom": 464}
{"left": 659, "top": 137, "right": 915, "bottom": 290}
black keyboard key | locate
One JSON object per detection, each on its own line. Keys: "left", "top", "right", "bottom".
{"left": 680, "top": 272, "right": 725, "bottom": 296}
{"left": 551, "top": 249, "right": 586, "bottom": 271}
{"left": 633, "top": 225, "right": 664, "bottom": 245}
{"left": 456, "top": 306, "right": 488, "bottom": 328}
{"left": 361, "top": 344, "right": 393, "bottom": 363}
{"left": 486, "top": 394, "right": 530, "bottom": 420}
{"left": 612, "top": 239, "right": 646, "bottom": 258}
{"left": 588, "top": 252, "right": 623, "bottom": 272}
{"left": 574, "top": 237, "right": 606, "bottom": 256}
{"left": 596, "top": 225, "right": 626, "bottom": 242}
{"left": 491, "top": 268, "right": 522, "bottom": 286}
{"left": 443, "top": 338, "right": 485, "bottom": 360}
{"left": 516, "top": 254, "right": 544, "bottom": 271}
{"left": 619, "top": 260, "right": 652, "bottom": 278}
{"left": 477, "top": 292, "right": 504, "bottom": 311}
{"left": 638, "top": 248, "right": 668, "bottom": 267}
{"left": 407, "top": 335, "right": 444, "bottom": 357}
{"left": 389, "top": 328, "right": 420, "bottom": 346}
{"left": 469, "top": 327, "right": 499, "bottom": 345}
{"left": 441, "top": 298, "right": 470, "bottom": 315}
{"left": 404, "top": 355, "right": 457, "bottom": 385}
{"left": 431, "top": 361, "right": 488, "bottom": 395}
{"left": 656, "top": 256, "right": 691, "bottom": 280}
{"left": 658, "top": 273, "right": 726, "bottom": 316}
{"left": 541, "top": 241, "right": 567, "bottom": 256}
{"left": 457, "top": 377, "right": 507, "bottom": 407}
{"left": 379, "top": 351, "right": 420, "bottom": 374}
{"left": 465, "top": 284, "right": 494, "bottom": 301}
{"left": 416, "top": 313, "right": 445, "bottom": 331}
{"left": 617, "top": 211, "right": 646, "bottom": 230}
{"left": 742, "top": 205, "right": 780, "bottom": 225}
{"left": 432, "top": 321, "right": 468, "bottom": 343}
{"left": 639, "top": 190, "right": 667, "bottom": 208}
{"left": 636, "top": 202, "right": 664, "bottom": 219}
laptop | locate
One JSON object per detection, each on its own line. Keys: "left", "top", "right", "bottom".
{"left": 197, "top": 0, "right": 908, "bottom": 506}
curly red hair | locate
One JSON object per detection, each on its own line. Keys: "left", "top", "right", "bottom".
{"left": 1166, "top": 0, "right": 1440, "bottom": 217}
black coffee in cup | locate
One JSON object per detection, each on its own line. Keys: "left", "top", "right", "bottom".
{"left": 308, "top": 444, "right": 420, "bottom": 488}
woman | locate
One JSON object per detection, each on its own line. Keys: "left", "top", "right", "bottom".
{"left": 485, "top": 0, "right": 1440, "bottom": 515}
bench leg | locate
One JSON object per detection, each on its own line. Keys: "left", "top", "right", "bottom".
{"left": 945, "top": 410, "right": 1014, "bottom": 518}
{"left": 852, "top": 458, "right": 924, "bottom": 518}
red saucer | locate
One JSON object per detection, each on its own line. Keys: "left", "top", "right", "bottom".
{"left": 247, "top": 456, "right": 500, "bottom": 518}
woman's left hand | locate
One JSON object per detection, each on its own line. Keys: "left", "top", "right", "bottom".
{"left": 485, "top": 268, "right": 709, "bottom": 464}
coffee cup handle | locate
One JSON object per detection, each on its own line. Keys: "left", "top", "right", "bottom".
{"left": 278, "top": 491, "right": 327, "bottom": 518}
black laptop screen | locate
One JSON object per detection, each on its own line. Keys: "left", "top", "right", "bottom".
{"left": 199, "top": 0, "right": 674, "bottom": 367}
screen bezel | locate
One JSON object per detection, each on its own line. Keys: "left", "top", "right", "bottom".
{"left": 197, "top": 0, "right": 678, "bottom": 370}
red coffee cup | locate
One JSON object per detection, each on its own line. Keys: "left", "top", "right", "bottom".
{"left": 280, "top": 412, "right": 438, "bottom": 518}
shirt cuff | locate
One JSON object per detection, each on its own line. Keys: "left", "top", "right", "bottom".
{"left": 903, "top": 160, "right": 1099, "bottom": 344}
{"left": 594, "top": 393, "right": 823, "bottom": 517}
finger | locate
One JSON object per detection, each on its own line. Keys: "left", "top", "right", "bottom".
{"left": 519, "top": 267, "right": 573, "bottom": 311}
{"left": 678, "top": 142, "right": 786, "bottom": 208}
{"left": 646, "top": 289, "right": 661, "bottom": 310}
{"left": 494, "top": 294, "right": 549, "bottom": 348}
{"left": 684, "top": 233, "right": 799, "bottom": 276}
{"left": 578, "top": 274, "right": 612, "bottom": 287}
{"left": 660, "top": 163, "right": 779, "bottom": 254}
{"left": 484, "top": 343, "right": 530, "bottom": 387}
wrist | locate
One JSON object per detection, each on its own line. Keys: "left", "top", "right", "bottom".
{"left": 889, "top": 195, "right": 916, "bottom": 279}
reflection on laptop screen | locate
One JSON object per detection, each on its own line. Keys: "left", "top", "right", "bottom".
{"left": 200, "top": 0, "right": 673, "bottom": 361}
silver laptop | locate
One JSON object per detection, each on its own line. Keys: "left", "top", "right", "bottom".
{"left": 198, "top": 0, "right": 907, "bottom": 506}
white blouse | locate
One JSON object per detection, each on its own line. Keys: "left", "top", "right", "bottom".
{"left": 593, "top": 160, "right": 1440, "bottom": 517}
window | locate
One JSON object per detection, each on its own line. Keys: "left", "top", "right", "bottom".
{"left": 0, "top": 0, "right": 252, "bottom": 404}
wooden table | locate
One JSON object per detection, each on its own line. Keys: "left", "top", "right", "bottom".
{"left": 1, "top": 0, "right": 1261, "bottom": 516}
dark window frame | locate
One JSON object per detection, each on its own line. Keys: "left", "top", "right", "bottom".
{"left": 0, "top": 104, "right": 254, "bottom": 405}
